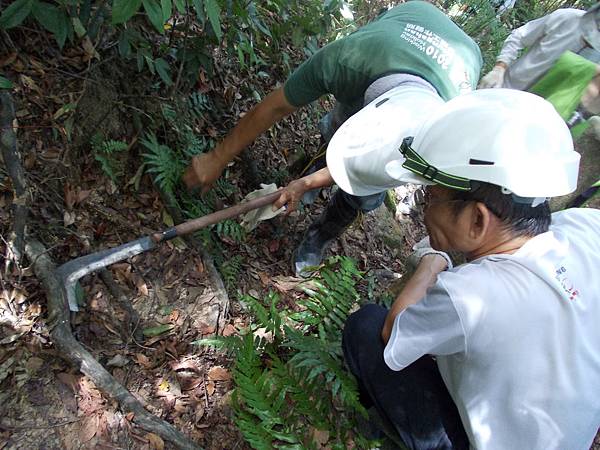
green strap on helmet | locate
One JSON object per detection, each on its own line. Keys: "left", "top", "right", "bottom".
{"left": 400, "top": 137, "right": 472, "bottom": 191}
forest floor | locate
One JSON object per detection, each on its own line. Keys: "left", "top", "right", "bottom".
{"left": 1, "top": 27, "right": 599, "bottom": 450}
{"left": 0, "top": 35, "right": 426, "bottom": 450}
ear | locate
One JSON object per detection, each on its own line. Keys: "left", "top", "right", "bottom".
{"left": 467, "top": 202, "right": 493, "bottom": 243}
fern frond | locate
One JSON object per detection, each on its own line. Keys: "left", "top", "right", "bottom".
{"left": 219, "top": 254, "right": 243, "bottom": 289}
{"left": 193, "top": 334, "right": 244, "bottom": 354}
{"left": 240, "top": 292, "right": 283, "bottom": 340}
{"left": 292, "top": 256, "right": 361, "bottom": 340}
{"left": 141, "top": 132, "right": 184, "bottom": 195}
{"left": 91, "top": 135, "right": 128, "bottom": 182}
{"left": 216, "top": 219, "right": 246, "bottom": 243}
{"left": 233, "top": 334, "right": 304, "bottom": 449}
{"left": 188, "top": 92, "right": 211, "bottom": 119}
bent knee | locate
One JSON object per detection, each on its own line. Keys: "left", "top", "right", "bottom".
{"left": 344, "top": 304, "right": 387, "bottom": 343}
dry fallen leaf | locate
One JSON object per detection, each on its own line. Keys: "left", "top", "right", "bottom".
{"left": 136, "top": 353, "right": 153, "bottom": 369}
{"left": 312, "top": 428, "right": 330, "bottom": 447}
{"left": 221, "top": 324, "right": 237, "bottom": 336}
{"left": 195, "top": 404, "right": 205, "bottom": 422}
{"left": 146, "top": 432, "right": 165, "bottom": 450}
{"left": 63, "top": 211, "right": 76, "bottom": 226}
{"left": 205, "top": 380, "right": 215, "bottom": 396}
{"left": 208, "top": 366, "right": 231, "bottom": 381}
{"left": 25, "top": 356, "right": 44, "bottom": 372}
{"left": 79, "top": 414, "right": 99, "bottom": 443}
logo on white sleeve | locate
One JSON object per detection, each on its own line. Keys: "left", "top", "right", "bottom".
{"left": 555, "top": 266, "right": 580, "bottom": 301}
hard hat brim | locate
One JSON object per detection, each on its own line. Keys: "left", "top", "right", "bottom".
{"left": 326, "top": 85, "right": 444, "bottom": 196}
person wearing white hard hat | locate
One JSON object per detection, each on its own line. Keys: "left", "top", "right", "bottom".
{"left": 341, "top": 89, "right": 600, "bottom": 450}
{"left": 182, "top": 1, "right": 482, "bottom": 276}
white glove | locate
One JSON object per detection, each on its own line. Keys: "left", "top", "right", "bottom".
{"left": 478, "top": 65, "right": 506, "bottom": 89}
{"left": 587, "top": 115, "right": 600, "bottom": 142}
{"left": 406, "top": 236, "right": 453, "bottom": 271}
{"left": 240, "top": 183, "right": 285, "bottom": 231}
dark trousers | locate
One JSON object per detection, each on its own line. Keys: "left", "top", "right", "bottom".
{"left": 342, "top": 304, "right": 469, "bottom": 450}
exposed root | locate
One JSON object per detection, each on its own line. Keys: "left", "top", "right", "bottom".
{"left": 25, "top": 239, "right": 202, "bottom": 450}
{"left": 0, "top": 92, "right": 27, "bottom": 269}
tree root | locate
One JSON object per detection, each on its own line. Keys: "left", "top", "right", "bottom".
{"left": 3, "top": 90, "right": 200, "bottom": 448}
{"left": 0, "top": 92, "right": 27, "bottom": 269}
{"left": 25, "top": 239, "right": 202, "bottom": 450}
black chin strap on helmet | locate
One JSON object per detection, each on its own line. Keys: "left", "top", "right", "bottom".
{"left": 399, "top": 137, "right": 472, "bottom": 191}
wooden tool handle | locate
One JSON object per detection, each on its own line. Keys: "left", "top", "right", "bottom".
{"left": 151, "top": 190, "right": 282, "bottom": 243}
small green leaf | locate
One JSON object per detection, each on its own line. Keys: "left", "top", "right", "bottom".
{"left": 143, "top": 0, "right": 164, "bottom": 33}
{"left": 118, "top": 31, "right": 131, "bottom": 57}
{"left": 136, "top": 50, "right": 144, "bottom": 72}
{"left": 160, "top": 0, "right": 171, "bottom": 23}
{"left": 191, "top": 0, "right": 204, "bottom": 24}
{"left": 142, "top": 324, "right": 174, "bottom": 337}
{"left": 33, "top": 3, "right": 70, "bottom": 48}
{"left": 173, "top": 0, "right": 185, "bottom": 14}
{"left": 144, "top": 55, "right": 155, "bottom": 74}
{"left": 158, "top": 305, "right": 174, "bottom": 315}
{"left": 111, "top": 0, "right": 142, "bottom": 24}
{"left": 0, "top": 76, "right": 13, "bottom": 89}
{"left": 154, "top": 57, "right": 173, "bottom": 85}
{"left": 204, "top": 0, "right": 221, "bottom": 41}
{"left": 0, "top": 0, "right": 35, "bottom": 29}
{"left": 71, "top": 16, "right": 86, "bottom": 37}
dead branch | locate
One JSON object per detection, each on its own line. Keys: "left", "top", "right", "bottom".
{"left": 0, "top": 92, "right": 27, "bottom": 268}
{"left": 24, "top": 239, "right": 202, "bottom": 450}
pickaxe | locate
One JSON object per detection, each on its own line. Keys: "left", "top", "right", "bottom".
{"left": 55, "top": 191, "right": 281, "bottom": 311}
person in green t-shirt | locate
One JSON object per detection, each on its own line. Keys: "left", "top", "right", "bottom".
{"left": 183, "top": 1, "right": 482, "bottom": 275}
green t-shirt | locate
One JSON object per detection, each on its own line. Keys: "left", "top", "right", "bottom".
{"left": 284, "top": 1, "right": 482, "bottom": 112}
{"left": 529, "top": 51, "right": 598, "bottom": 138}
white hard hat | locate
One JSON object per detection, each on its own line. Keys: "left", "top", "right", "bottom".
{"left": 326, "top": 85, "right": 445, "bottom": 196}
{"left": 385, "top": 89, "right": 579, "bottom": 199}
{"left": 582, "top": 3, "right": 600, "bottom": 52}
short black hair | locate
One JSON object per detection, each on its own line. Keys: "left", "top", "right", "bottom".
{"left": 449, "top": 181, "right": 551, "bottom": 237}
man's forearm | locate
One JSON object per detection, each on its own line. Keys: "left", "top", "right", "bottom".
{"left": 304, "top": 167, "right": 334, "bottom": 189}
{"left": 215, "top": 87, "right": 298, "bottom": 164}
{"left": 381, "top": 254, "right": 448, "bottom": 344}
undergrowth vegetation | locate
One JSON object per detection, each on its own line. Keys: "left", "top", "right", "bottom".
{"left": 198, "top": 256, "right": 372, "bottom": 449}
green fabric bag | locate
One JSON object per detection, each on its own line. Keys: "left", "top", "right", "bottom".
{"left": 529, "top": 50, "right": 598, "bottom": 138}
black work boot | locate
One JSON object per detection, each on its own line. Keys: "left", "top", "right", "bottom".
{"left": 293, "top": 190, "right": 358, "bottom": 277}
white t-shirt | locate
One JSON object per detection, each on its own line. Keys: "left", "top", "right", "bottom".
{"left": 384, "top": 208, "right": 600, "bottom": 450}
{"left": 497, "top": 9, "right": 588, "bottom": 90}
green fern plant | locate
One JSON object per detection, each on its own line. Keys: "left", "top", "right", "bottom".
{"left": 197, "top": 257, "right": 373, "bottom": 449}
{"left": 219, "top": 254, "right": 244, "bottom": 289}
{"left": 188, "top": 91, "right": 212, "bottom": 120}
{"left": 141, "top": 132, "right": 185, "bottom": 195}
{"left": 91, "top": 134, "right": 129, "bottom": 183}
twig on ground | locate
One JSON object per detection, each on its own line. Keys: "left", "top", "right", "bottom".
{"left": 99, "top": 268, "right": 144, "bottom": 343}
{"left": 0, "top": 417, "right": 81, "bottom": 431}
{"left": 171, "top": 13, "right": 191, "bottom": 96}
